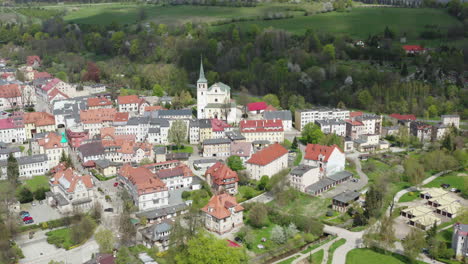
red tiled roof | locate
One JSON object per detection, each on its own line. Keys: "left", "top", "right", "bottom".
{"left": 42, "top": 78, "right": 61, "bottom": 92}
{"left": 156, "top": 164, "right": 193, "bottom": 179}
{"left": 119, "top": 164, "right": 167, "bottom": 195}
{"left": 246, "top": 143, "right": 288, "bottom": 166}
{"left": 80, "top": 109, "right": 117, "bottom": 124}
{"left": 0, "top": 118, "right": 23, "bottom": 129}
{"left": 206, "top": 162, "right": 238, "bottom": 186}
{"left": 304, "top": 144, "right": 343, "bottom": 162}
{"left": 211, "top": 118, "right": 231, "bottom": 132}
{"left": 48, "top": 88, "right": 69, "bottom": 101}
{"left": 230, "top": 141, "right": 251, "bottom": 157}
{"left": 117, "top": 95, "right": 146, "bottom": 105}
{"left": 114, "top": 112, "right": 129, "bottom": 122}
{"left": 144, "top": 105, "right": 165, "bottom": 112}
{"left": 264, "top": 105, "right": 277, "bottom": 112}
{"left": 24, "top": 112, "right": 55, "bottom": 127}
{"left": 201, "top": 193, "right": 243, "bottom": 220}
{"left": 87, "top": 97, "right": 112, "bottom": 107}
{"left": 403, "top": 45, "right": 425, "bottom": 51}
{"left": 350, "top": 111, "right": 363, "bottom": 118}
{"left": 37, "top": 132, "right": 63, "bottom": 150}
{"left": 0, "top": 84, "right": 21, "bottom": 98}
{"left": 247, "top": 102, "right": 267, "bottom": 111}
{"left": 345, "top": 119, "right": 364, "bottom": 126}
{"left": 52, "top": 168, "right": 93, "bottom": 193}
{"left": 27, "top": 56, "right": 40, "bottom": 66}
{"left": 389, "top": 113, "right": 416, "bottom": 121}
{"left": 239, "top": 119, "right": 283, "bottom": 133}
{"left": 33, "top": 71, "right": 52, "bottom": 80}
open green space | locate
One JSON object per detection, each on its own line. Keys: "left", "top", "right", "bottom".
{"left": 346, "top": 248, "right": 427, "bottom": 264}
{"left": 398, "top": 191, "right": 421, "bottom": 203}
{"left": 23, "top": 175, "right": 50, "bottom": 192}
{"left": 327, "top": 238, "right": 346, "bottom": 264}
{"left": 247, "top": 224, "right": 276, "bottom": 254}
{"left": 170, "top": 145, "right": 194, "bottom": 154}
{"left": 215, "top": 7, "right": 460, "bottom": 40}
{"left": 424, "top": 171, "right": 466, "bottom": 190}
{"left": 235, "top": 186, "right": 264, "bottom": 203}
{"left": 310, "top": 249, "right": 324, "bottom": 264}
{"left": 268, "top": 192, "right": 331, "bottom": 219}
{"left": 278, "top": 255, "right": 300, "bottom": 264}
{"left": 45, "top": 228, "right": 75, "bottom": 250}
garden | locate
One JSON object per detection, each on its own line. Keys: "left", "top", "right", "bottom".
{"left": 45, "top": 215, "right": 97, "bottom": 250}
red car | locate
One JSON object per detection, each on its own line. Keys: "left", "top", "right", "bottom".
{"left": 22, "top": 216, "right": 33, "bottom": 222}
{"left": 113, "top": 182, "right": 119, "bottom": 187}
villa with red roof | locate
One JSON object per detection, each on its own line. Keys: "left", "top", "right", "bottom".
{"left": 24, "top": 112, "right": 56, "bottom": 139}
{"left": 0, "top": 84, "right": 22, "bottom": 111}
{"left": 118, "top": 164, "right": 169, "bottom": 211}
{"left": 36, "top": 78, "right": 74, "bottom": 101}
{"left": 87, "top": 96, "right": 113, "bottom": 110}
{"left": 246, "top": 143, "right": 288, "bottom": 180}
{"left": 201, "top": 193, "right": 244, "bottom": 234}
{"left": 32, "top": 132, "right": 68, "bottom": 169}
{"left": 80, "top": 108, "right": 117, "bottom": 137}
{"left": 27, "top": 56, "right": 41, "bottom": 68}
{"left": 117, "top": 95, "right": 148, "bottom": 116}
{"left": 0, "top": 117, "right": 26, "bottom": 143}
{"left": 304, "top": 144, "right": 345, "bottom": 176}
{"left": 211, "top": 118, "right": 232, "bottom": 138}
{"left": 389, "top": 113, "right": 417, "bottom": 123}
{"left": 247, "top": 101, "right": 267, "bottom": 114}
{"left": 402, "top": 45, "right": 426, "bottom": 54}
{"left": 239, "top": 119, "right": 284, "bottom": 143}
{"left": 205, "top": 162, "right": 239, "bottom": 194}
{"left": 48, "top": 168, "right": 95, "bottom": 213}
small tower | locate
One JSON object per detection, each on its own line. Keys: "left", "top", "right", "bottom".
{"left": 197, "top": 57, "right": 208, "bottom": 119}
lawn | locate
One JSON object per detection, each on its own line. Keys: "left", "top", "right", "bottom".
{"left": 327, "top": 238, "right": 346, "bottom": 264}
{"left": 293, "top": 149, "right": 303, "bottom": 166}
{"left": 424, "top": 171, "right": 465, "bottom": 190}
{"left": 216, "top": 7, "right": 461, "bottom": 41}
{"left": 309, "top": 249, "right": 324, "bottom": 264}
{"left": 246, "top": 224, "right": 276, "bottom": 254}
{"left": 437, "top": 227, "right": 454, "bottom": 247}
{"left": 45, "top": 228, "right": 75, "bottom": 250}
{"left": 23, "top": 175, "right": 50, "bottom": 192}
{"left": 346, "top": 248, "right": 427, "bottom": 264}
{"left": 278, "top": 255, "right": 300, "bottom": 264}
{"left": 235, "top": 186, "right": 264, "bottom": 203}
{"left": 268, "top": 191, "right": 331, "bottom": 219}
{"left": 170, "top": 145, "right": 193, "bottom": 154}
{"left": 398, "top": 191, "right": 421, "bottom": 203}
{"left": 301, "top": 236, "right": 335, "bottom": 254}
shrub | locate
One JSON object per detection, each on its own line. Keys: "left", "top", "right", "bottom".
{"left": 181, "top": 191, "right": 191, "bottom": 200}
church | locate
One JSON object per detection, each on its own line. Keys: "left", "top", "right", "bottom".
{"left": 196, "top": 59, "right": 237, "bottom": 124}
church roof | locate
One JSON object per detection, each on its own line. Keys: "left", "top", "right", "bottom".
{"left": 197, "top": 58, "right": 207, "bottom": 83}
{"left": 208, "top": 82, "right": 231, "bottom": 92}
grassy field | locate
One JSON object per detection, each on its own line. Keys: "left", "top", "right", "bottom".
{"left": 268, "top": 192, "right": 331, "bottom": 219}
{"left": 310, "top": 249, "right": 324, "bottom": 264}
{"left": 424, "top": 171, "right": 466, "bottom": 190}
{"left": 23, "top": 175, "right": 50, "bottom": 192}
{"left": 346, "top": 248, "right": 427, "bottom": 264}
{"left": 46, "top": 228, "right": 75, "bottom": 250}
{"left": 215, "top": 7, "right": 461, "bottom": 41}
{"left": 246, "top": 224, "right": 276, "bottom": 254}
{"left": 398, "top": 191, "right": 421, "bottom": 203}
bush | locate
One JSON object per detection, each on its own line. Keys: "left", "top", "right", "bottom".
{"left": 17, "top": 187, "right": 33, "bottom": 203}
{"left": 34, "top": 187, "right": 48, "bottom": 200}
{"left": 182, "top": 191, "right": 191, "bottom": 200}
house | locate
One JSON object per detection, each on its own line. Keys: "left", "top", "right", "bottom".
{"left": 193, "top": 159, "right": 218, "bottom": 173}
{"left": 410, "top": 121, "right": 432, "bottom": 142}
{"left": 345, "top": 120, "right": 365, "bottom": 140}
{"left": 87, "top": 96, "right": 113, "bottom": 110}
{"left": 205, "top": 162, "right": 239, "bottom": 195}
{"left": 388, "top": 113, "right": 416, "bottom": 125}
{"left": 295, "top": 108, "right": 350, "bottom": 131}
{"left": 247, "top": 102, "right": 267, "bottom": 114}
{"left": 33, "top": 132, "right": 68, "bottom": 168}
{"left": 201, "top": 194, "right": 244, "bottom": 234}
{"left": 196, "top": 59, "right": 236, "bottom": 123}
{"left": 315, "top": 119, "right": 346, "bottom": 137}
{"left": 305, "top": 171, "right": 353, "bottom": 196}
{"left": 382, "top": 126, "right": 399, "bottom": 137}
{"left": 239, "top": 119, "right": 284, "bottom": 143}
{"left": 159, "top": 96, "right": 173, "bottom": 106}
{"left": 288, "top": 165, "right": 320, "bottom": 192}
{"left": 441, "top": 114, "right": 460, "bottom": 129}
{"left": 408, "top": 213, "right": 441, "bottom": 230}
{"left": 211, "top": 118, "right": 232, "bottom": 139}
{"left": 264, "top": 110, "right": 293, "bottom": 130}
{"left": 0, "top": 84, "right": 22, "bottom": 111}
{"left": 332, "top": 190, "right": 360, "bottom": 212}
{"left": 427, "top": 196, "right": 458, "bottom": 208}
{"left": 188, "top": 119, "right": 200, "bottom": 145}
{"left": 402, "top": 45, "right": 426, "bottom": 54}
{"left": 202, "top": 138, "right": 231, "bottom": 158}
{"left": 94, "top": 159, "right": 118, "bottom": 177}
{"left": 140, "top": 221, "right": 172, "bottom": 251}
{"left": 0, "top": 117, "right": 26, "bottom": 143}
{"left": 420, "top": 188, "right": 448, "bottom": 200}
{"left": 118, "top": 164, "right": 169, "bottom": 211}
{"left": 35, "top": 78, "right": 75, "bottom": 101}
{"left": 117, "top": 95, "right": 148, "bottom": 116}
{"left": 24, "top": 112, "right": 56, "bottom": 139}
{"left": 0, "top": 154, "right": 48, "bottom": 179}
{"left": 245, "top": 143, "right": 288, "bottom": 180}
{"left": 80, "top": 108, "right": 117, "bottom": 138}
{"left": 198, "top": 119, "right": 212, "bottom": 143}
{"left": 230, "top": 141, "right": 252, "bottom": 162}
{"left": 155, "top": 163, "right": 193, "bottom": 190}
{"left": 400, "top": 206, "right": 433, "bottom": 219}
{"left": 83, "top": 84, "right": 106, "bottom": 95}
{"left": 47, "top": 168, "right": 95, "bottom": 213}
{"left": 136, "top": 203, "right": 188, "bottom": 223}
{"left": 353, "top": 114, "right": 382, "bottom": 135}
{"left": 452, "top": 223, "right": 468, "bottom": 259}
{"left": 83, "top": 253, "right": 115, "bottom": 264}
{"left": 353, "top": 134, "right": 380, "bottom": 152}
{"left": 304, "top": 144, "right": 345, "bottom": 177}
{"left": 435, "top": 202, "right": 461, "bottom": 218}
{"left": 0, "top": 143, "right": 21, "bottom": 160}
{"left": 154, "top": 146, "right": 167, "bottom": 163}
{"left": 144, "top": 105, "right": 165, "bottom": 112}
{"left": 78, "top": 141, "right": 105, "bottom": 163}
{"left": 66, "top": 128, "right": 89, "bottom": 150}
{"left": 27, "top": 56, "right": 41, "bottom": 68}
{"left": 432, "top": 123, "right": 449, "bottom": 141}
{"left": 153, "top": 109, "right": 193, "bottom": 120}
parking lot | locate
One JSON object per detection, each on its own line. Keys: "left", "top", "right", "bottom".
{"left": 21, "top": 203, "right": 63, "bottom": 225}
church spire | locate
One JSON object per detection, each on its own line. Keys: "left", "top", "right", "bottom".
{"left": 197, "top": 56, "right": 207, "bottom": 83}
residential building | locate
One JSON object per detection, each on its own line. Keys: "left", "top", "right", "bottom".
{"left": 117, "top": 95, "right": 148, "bottom": 116}
{"left": 24, "top": 112, "right": 56, "bottom": 139}
{"left": 245, "top": 143, "right": 288, "bottom": 180}
{"left": 452, "top": 223, "right": 468, "bottom": 259}
{"left": 27, "top": 55, "right": 41, "bottom": 68}
{"left": 305, "top": 171, "right": 353, "bottom": 196}
{"left": 196, "top": 60, "right": 236, "bottom": 123}
{"left": 332, "top": 190, "right": 360, "bottom": 212}
{"left": 33, "top": 132, "right": 68, "bottom": 168}
{"left": 0, "top": 84, "right": 21, "bottom": 111}
{"left": 94, "top": 159, "right": 118, "bottom": 177}
{"left": 432, "top": 123, "right": 449, "bottom": 141}
{"left": 295, "top": 108, "right": 350, "bottom": 131}
{"left": 118, "top": 164, "right": 169, "bottom": 211}
{"left": 410, "top": 121, "right": 432, "bottom": 142}
{"left": 83, "top": 84, "right": 106, "bottom": 94}
{"left": 202, "top": 138, "right": 231, "bottom": 158}
{"left": 66, "top": 128, "right": 89, "bottom": 150}
{"left": 155, "top": 163, "right": 193, "bottom": 190}
{"left": 0, "top": 154, "right": 48, "bottom": 179}
{"left": 205, "top": 162, "right": 239, "bottom": 195}
{"left": 230, "top": 141, "right": 252, "bottom": 162}
{"left": 87, "top": 96, "right": 113, "bottom": 110}
{"left": 441, "top": 114, "right": 460, "bottom": 129}
{"left": 0, "top": 143, "right": 21, "bottom": 160}
{"left": 304, "top": 144, "right": 345, "bottom": 176}
{"left": 247, "top": 102, "right": 267, "bottom": 114}
{"left": 388, "top": 113, "right": 416, "bottom": 125}
{"left": 201, "top": 194, "right": 244, "bottom": 234}
{"left": 211, "top": 118, "right": 232, "bottom": 139}
{"left": 288, "top": 165, "right": 320, "bottom": 192}
{"left": 345, "top": 120, "right": 365, "bottom": 140}
{"left": 239, "top": 119, "right": 284, "bottom": 143}
{"left": 78, "top": 141, "right": 105, "bottom": 163}
{"left": 154, "top": 109, "right": 192, "bottom": 120}
{"left": 198, "top": 119, "right": 213, "bottom": 143}
{"left": 382, "top": 126, "right": 399, "bottom": 137}
{"left": 353, "top": 134, "right": 381, "bottom": 152}
{"left": 264, "top": 110, "right": 293, "bottom": 130}
{"left": 0, "top": 117, "right": 26, "bottom": 143}
{"left": 141, "top": 221, "right": 172, "bottom": 251}
{"left": 189, "top": 119, "right": 200, "bottom": 145}
{"left": 225, "top": 131, "right": 246, "bottom": 142}
{"left": 80, "top": 108, "right": 117, "bottom": 138}
{"left": 315, "top": 119, "right": 346, "bottom": 137}
{"left": 353, "top": 113, "right": 382, "bottom": 135}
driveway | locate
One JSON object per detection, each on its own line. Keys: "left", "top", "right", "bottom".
{"left": 22, "top": 203, "right": 63, "bottom": 225}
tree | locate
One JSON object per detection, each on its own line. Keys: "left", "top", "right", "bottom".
{"left": 7, "top": 153, "right": 19, "bottom": 185}
{"left": 249, "top": 203, "right": 268, "bottom": 228}
{"left": 401, "top": 63, "right": 408, "bottom": 76}
{"left": 95, "top": 228, "right": 115, "bottom": 253}
{"left": 271, "top": 225, "right": 286, "bottom": 244}
{"left": 116, "top": 247, "right": 139, "bottom": 264}
{"left": 137, "top": 7, "right": 147, "bottom": 21}
{"left": 139, "top": 158, "right": 153, "bottom": 165}
{"left": 403, "top": 228, "right": 426, "bottom": 263}
{"left": 322, "top": 44, "right": 336, "bottom": 61}
{"left": 291, "top": 137, "right": 298, "bottom": 150}
{"left": 152, "top": 84, "right": 164, "bottom": 97}
{"left": 262, "top": 94, "right": 280, "bottom": 108}
{"left": 285, "top": 223, "right": 299, "bottom": 238}
{"left": 175, "top": 232, "right": 248, "bottom": 264}
{"left": 17, "top": 187, "right": 33, "bottom": 203}
{"left": 227, "top": 156, "right": 245, "bottom": 172}
{"left": 168, "top": 120, "right": 187, "bottom": 149}
{"left": 257, "top": 176, "right": 269, "bottom": 191}
{"left": 56, "top": 71, "right": 68, "bottom": 82}
{"left": 363, "top": 215, "right": 396, "bottom": 250}
{"left": 71, "top": 215, "right": 96, "bottom": 244}
{"left": 82, "top": 61, "right": 100, "bottom": 82}
{"left": 403, "top": 157, "right": 425, "bottom": 186}
{"left": 428, "top": 105, "right": 438, "bottom": 118}
{"left": 301, "top": 123, "right": 324, "bottom": 144}
{"left": 33, "top": 187, "right": 47, "bottom": 200}
{"left": 319, "top": 133, "right": 344, "bottom": 150}
{"left": 357, "top": 90, "right": 374, "bottom": 109}
{"left": 364, "top": 184, "right": 383, "bottom": 219}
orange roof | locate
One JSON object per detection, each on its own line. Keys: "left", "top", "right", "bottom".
{"left": 205, "top": 162, "right": 238, "bottom": 186}
{"left": 350, "top": 111, "right": 363, "bottom": 118}
{"left": 119, "top": 164, "right": 167, "bottom": 195}
{"left": 144, "top": 105, "right": 165, "bottom": 112}
{"left": 246, "top": 143, "right": 288, "bottom": 166}
{"left": 87, "top": 97, "right": 112, "bottom": 107}
{"left": 201, "top": 194, "right": 243, "bottom": 220}
{"left": 27, "top": 55, "right": 41, "bottom": 66}
{"left": 264, "top": 105, "right": 278, "bottom": 112}
{"left": 345, "top": 119, "right": 364, "bottom": 126}
{"left": 304, "top": 144, "right": 343, "bottom": 162}
{"left": 80, "top": 109, "right": 117, "bottom": 124}
{"left": 52, "top": 168, "right": 93, "bottom": 193}
{"left": 24, "top": 112, "right": 55, "bottom": 127}
{"left": 48, "top": 88, "right": 69, "bottom": 101}
{"left": 38, "top": 132, "right": 63, "bottom": 149}
{"left": 0, "top": 84, "right": 21, "bottom": 98}
{"left": 118, "top": 95, "right": 145, "bottom": 105}
{"left": 33, "top": 71, "right": 51, "bottom": 79}
{"left": 114, "top": 112, "right": 129, "bottom": 122}
{"left": 240, "top": 119, "right": 283, "bottom": 133}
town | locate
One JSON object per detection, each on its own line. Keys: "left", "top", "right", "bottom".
{"left": 0, "top": 53, "right": 465, "bottom": 264}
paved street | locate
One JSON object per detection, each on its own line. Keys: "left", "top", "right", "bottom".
{"left": 23, "top": 203, "right": 63, "bottom": 224}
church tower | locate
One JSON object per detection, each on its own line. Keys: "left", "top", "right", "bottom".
{"left": 197, "top": 57, "right": 208, "bottom": 119}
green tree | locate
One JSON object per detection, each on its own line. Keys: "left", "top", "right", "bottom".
{"left": 249, "top": 203, "right": 268, "bottom": 228}
{"left": 7, "top": 153, "right": 19, "bottom": 185}
{"left": 33, "top": 187, "right": 47, "bottom": 200}
{"left": 56, "top": 71, "right": 68, "bottom": 82}
{"left": 116, "top": 247, "right": 139, "bottom": 264}
{"left": 322, "top": 44, "right": 336, "bottom": 61}
{"left": 357, "top": 90, "right": 374, "bottom": 110}
{"left": 227, "top": 156, "right": 245, "bottom": 172}
{"left": 291, "top": 137, "right": 298, "bottom": 150}
{"left": 168, "top": 120, "right": 187, "bottom": 149}
{"left": 257, "top": 175, "right": 269, "bottom": 190}
{"left": 262, "top": 94, "right": 280, "bottom": 108}
{"left": 401, "top": 63, "right": 408, "bottom": 76}
{"left": 403, "top": 157, "right": 425, "bottom": 186}
{"left": 95, "top": 228, "right": 115, "bottom": 253}
{"left": 364, "top": 184, "right": 383, "bottom": 219}
{"left": 71, "top": 215, "right": 96, "bottom": 244}
{"left": 428, "top": 105, "right": 438, "bottom": 118}
{"left": 301, "top": 123, "right": 324, "bottom": 144}
{"left": 175, "top": 232, "right": 248, "bottom": 264}
{"left": 319, "top": 133, "right": 344, "bottom": 150}
{"left": 271, "top": 225, "right": 286, "bottom": 244}
{"left": 152, "top": 84, "right": 164, "bottom": 97}
{"left": 403, "top": 228, "right": 426, "bottom": 263}
{"left": 17, "top": 187, "right": 33, "bottom": 203}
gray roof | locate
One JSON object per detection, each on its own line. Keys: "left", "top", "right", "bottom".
{"left": 305, "top": 178, "right": 335, "bottom": 193}
{"left": 225, "top": 131, "right": 245, "bottom": 141}
{"left": 205, "top": 102, "right": 236, "bottom": 109}
{"left": 127, "top": 116, "right": 150, "bottom": 126}
{"left": 327, "top": 171, "right": 353, "bottom": 181}
{"left": 290, "top": 165, "right": 317, "bottom": 177}
{"left": 0, "top": 145, "right": 20, "bottom": 155}
{"left": 154, "top": 146, "right": 166, "bottom": 155}
{"left": 252, "top": 140, "right": 270, "bottom": 145}
{"left": 333, "top": 190, "right": 360, "bottom": 203}
{"left": 166, "top": 152, "right": 190, "bottom": 160}
{"left": 208, "top": 82, "right": 231, "bottom": 92}
{"left": 456, "top": 223, "right": 468, "bottom": 233}
{"left": 158, "top": 109, "right": 192, "bottom": 117}
{"left": 149, "top": 118, "right": 170, "bottom": 127}
{"left": 189, "top": 119, "right": 199, "bottom": 127}
{"left": 141, "top": 221, "right": 172, "bottom": 242}
{"left": 193, "top": 158, "right": 218, "bottom": 165}
{"left": 148, "top": 127, "right": 160, "bottom": 134}
{"left": 160, "top": 96, "right": 173, "bottom": 102}
{"left": 17, "top": 154, "right": 48, "bottom": 165}
{"left": 356, "top": 114, "right": 380, "bottom": 121}
{"left": 94, "top": 159, "right": 117, "bottom": 169}
{"left": 199, "top": 119, "right": 212, "bottom": 129}
{"left": 297, "top": 107, "right": 347, "bottom": 113}
{"left": 315, "top": 119, "right": 346, "bottom": 126}
{"left": 264, "top": 110, "right": 292, "bottom": 121}
{"left": 441, "top": 114, "right": 459, "bottom": 118}
{"left": 198, "top": 59, "right": 207, "bottom": 83}
{"left": 203, "top": 138, "right": 231, "bottom": 145}
{"left": 136, "top": 203, "right": 187, "bottom": 219}
{"left": 78, "top": 142, "right": 105, "bottom": 157}
{"left": 46, "top": 191, "right": 69, "bottom": 206}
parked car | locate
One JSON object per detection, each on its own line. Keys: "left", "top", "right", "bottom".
{"left": 441, "top": 184, "right": 450, "bottom": 189}
{"left": 234, "top": 237, "right": 243, "bottom": 244}
{"left": 450, "top": 188, "right": 461, "bottom": 193}
{"left": 24, "top": 219, "right": 34, "bottom": 224}
{"left": 22, "top": 216, "right": 33, "bottom": 222}
{"left": 113, "top": 182, "right": 119, "bottom": 187}
{"left": 19, "top": 211, "right": 29, "bottom": 217}
{"left": 31, "top": 202, "right": 36, "bottom": 206}
{"left": 104, "top": 208, "right": 114, "bottom": 212}
{"left": 20, "top": 213, "right": 30, "bottom": 219}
